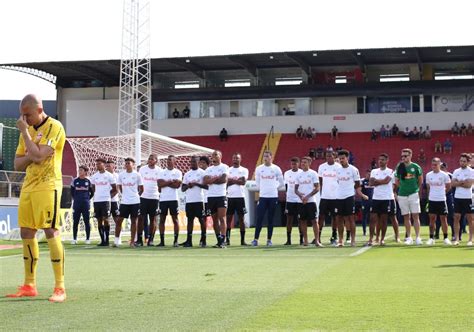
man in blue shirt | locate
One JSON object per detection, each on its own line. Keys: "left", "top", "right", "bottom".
{"left": 70, "top": 165, "right": 94, "bottom": 244}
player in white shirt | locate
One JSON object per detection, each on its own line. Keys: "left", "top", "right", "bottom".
{"left": 284, "top": 157, "right": 303, "bottom": 245}
{"left": 318, "top": 151, "right": 342, "bottom": 245}
{"left": 105, "top": 160, "right": 120, "bottom": 241}
{"left": 252, "top": 151, "right": 284, "bottom": 246}
{"left": 157, "top": 155, "right": 183, "bottom": 247}
{"left": 181, "top": 156, "right": 208, "bottom": 247}
{"left": 335, "top": 150, "right": 367, "bottom": 247}
{"left": 203, "top": 150, "right": 230, "bottom": 248}
{"left": 295, "top": 156, "right": 321, "bottom": 246}
{"left": 115, "top": 158, "right": 144, "bottom": 247}
{"left": 451, "top": 153, "right": 474, "bottom": 246}
{"left": 138, "top": 154, "right": 161, "bottom": 246}
{"left": 425, "top": 157, "right": 452, "bottom": 245}
{"left": 90, "top": 158, "right": 117, "bottom": 246}
{"left": 199, "top": 156, "right": 213, "bottom": 227}
{"left": 226, "top": 153, "right": 249, "bottom": 246}
{"left": 369, "top": 153, "right": 398, "bottom": 246}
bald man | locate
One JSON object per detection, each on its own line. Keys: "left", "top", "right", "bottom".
{"left": 6, "top": 94, "right": 67, "bottom": 303}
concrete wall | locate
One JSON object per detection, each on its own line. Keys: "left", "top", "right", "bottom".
{"left": 65, "top": 99, "right": 119, "bottom": 136}
{"left": 150, "top": 111, "right": 473, "bottom": 136}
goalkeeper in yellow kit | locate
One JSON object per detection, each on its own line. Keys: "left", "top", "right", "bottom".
{"left": 6, "top": 94, "right": 67, "bottom": 303}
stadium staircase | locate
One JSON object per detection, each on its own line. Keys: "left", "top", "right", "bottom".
{"left": 253, "top": 126, "right": 282, "bottom": 178}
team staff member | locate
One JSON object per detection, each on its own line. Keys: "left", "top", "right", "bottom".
{"left": 138, "top": 154, "right": 161, "bottom": 246}
{"left": 284, "top": 157, "right": 303, "bottom": 245}
{"left": 226, "top": 153, "right": 249, "bottom": 246}
{"left": 7, "top": 94, "right": 67, "bottom": 302}
{"left": 394, "top": 148, "right": 423, "bottom": 245}
{"left": 70, "top": 165, "right": 94, "bottom": 244}
{"left": 425, "top": 158, "right": 452, "bottom": 245}
{"left": 451, "top": 153, "right": 474, "bottom": 246}
{"left": 295, "top": 157, "right": 320, "bottom": 246}
{"left": 91, "top": 158, "right": 117, "bottom": 246}
{"left": 157, "top": 155, "right": 182, "bottom": 247}
{"left": 105, "top": 160, "right": 120, "bottom": 243}
{"left": 115, "top": 158, "right": 143, "bottom": 247}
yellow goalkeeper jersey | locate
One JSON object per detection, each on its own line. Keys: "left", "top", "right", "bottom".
{"left": 16, "top": 116, "right": 66, "bottom": 193}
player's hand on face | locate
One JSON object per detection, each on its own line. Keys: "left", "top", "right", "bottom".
{"left": 362, "top": 194, "right": 369, "bottom": 201}
{"left": 16, "top": 116, "right": 29, "bottom": 132}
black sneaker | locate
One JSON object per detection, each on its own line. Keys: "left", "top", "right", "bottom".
{"left": 310, "top": 239, "right": 316, "bottom": 245}
{"left": 241, "top": 241, "right": 249, "bottom": 246}
{"left": 97, "top": 242, "right": 107, "bottom": 247}
{"left": 156, "top": 242, "right": 165, "bottom": 247}
{"left": 284, "top": 241, "right": 291, "bottom": 246}
{"left": 226, "top": 239, "right": 230, "bottom": 246}
{"left": 183, "top": 242, "right": 193, "bottom": 248}
{"left": 147, "top": 241, "right": 154, "bottom": 247}
{"left": 179, "top": 241, "right": 188, "bottom": 246}
{"left": 135, "top": 241, "right": 144, "bottom": 247}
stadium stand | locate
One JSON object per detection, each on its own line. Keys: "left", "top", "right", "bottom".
{"left": 0, "top": 118, "right": 19, "bottom": 171}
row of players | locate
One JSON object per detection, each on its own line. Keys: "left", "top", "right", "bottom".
{"left": 70, "top": 149, "right": 474, "bottom": 248}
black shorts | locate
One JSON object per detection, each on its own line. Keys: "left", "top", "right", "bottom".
{"left": 186, "top": 202, "right": 205, "bottom": 220}
{"left": 371, "top": 200, "right": 397, "bottom": 215}
{"left": 119, "top": 203, "right": 140, "bottom": 219}
{"left": 207, "top": 196, "right": 227, "bottom": 214}
{"left": 204, "top": 202, "right": 211, "bottom": 216}
{"left": 319, "top": 199, "right": 338, "bottom": 217}
{"left": 94, "top": 201, "right": 110, "bottom": 219}
{"left": 140, "top": 198, "right": 159, "bottom": 217}
{"left": 159, "top": 200, "right": 179, "bottom": 216}
{"left": 428, "top": 200, "right": 448, "bottom": 215}
{"left": 336, "top": 196, "right": 356, "bottom": 216}
{"left": 298, "top": 202, "right": 318, "bottom": 221}
{"left": 227, "top": 197, "right": 247, "bottom": 215}
{"left": 111, "top": 201, "right": 119, "bottom": 218}
{"left": 285, "top": 202, "right": 299, "bottom": 217}
{"left": 454, "top": 198, "right": 473, "bottom": 214}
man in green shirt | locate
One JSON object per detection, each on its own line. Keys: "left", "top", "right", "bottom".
{"left": 394, "top": 148, "right": 423, "bottom": 245}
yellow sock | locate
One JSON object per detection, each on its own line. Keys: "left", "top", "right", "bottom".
{"left": 47, "top": 236, "right": 65, "bottom": 289}
{"left": 22, "top": 238, "right": 39, "bottom": 286}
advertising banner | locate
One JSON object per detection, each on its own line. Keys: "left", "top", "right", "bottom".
{"left": 433, "top": 94, "right": 474, "bottom": 112}
{"left": 367, "top": 97, "right": 411, "bottom": 113}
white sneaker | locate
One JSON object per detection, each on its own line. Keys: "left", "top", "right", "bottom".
{"left": 85, "top": 240, "right": 91, "bottom": 245}
{"left": 404, "top": 237, "right": 413, "bottom": 245}
{"left": 443, "top": 238, "right": 452, "bottom": 246}
{"left": 415, "top": 237, "right": 423, "bottom": 245}
{"left": 426, "top": 238, "right": 435, "bottom": 246}
{"left": 467, "top": 241, "right": 473, "bottom": 246}
{"left": 70, "top": 240, "right": 77, "bottom": 245}
{"left": 453, "top": 240, "right": 460, "bottom": 246}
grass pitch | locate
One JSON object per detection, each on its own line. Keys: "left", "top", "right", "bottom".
{"left": 0, "top": 227, "right": 472, "bottom": 331}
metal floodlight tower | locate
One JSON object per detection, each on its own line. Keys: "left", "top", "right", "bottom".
{"left": 118, "top": 0, "right": 151, "bottom": 162}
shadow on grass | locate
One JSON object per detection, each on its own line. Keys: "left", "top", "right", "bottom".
{"left": 435, "top": 263, "right": 474, "bottom": 269}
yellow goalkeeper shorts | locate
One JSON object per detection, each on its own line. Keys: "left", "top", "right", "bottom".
{"left": 18, "top": 189, "right": 62, "bottom": 230}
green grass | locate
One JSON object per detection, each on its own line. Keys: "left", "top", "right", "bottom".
{"left": 0, "top": 227, "right": 473, "bottom": 331}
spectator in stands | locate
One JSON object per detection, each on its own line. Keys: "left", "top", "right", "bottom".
{"left": 173, "top": 108, "right": 180, "bottom": 118}
{"left": 326, "top": 145, "right": 334, "bottom": 153}
{"left": 296, "top": 125, "right": 304, "bottom": 139}
{"left": 219, "top": 128, "right": 228, "bottom": 141}
{"left": 370, "top": 157, "right": 377, "bottom": 169}
{"left": 309, "top": 148, "right": 316, "bottom": 159}
{"left": 424, "top": 126, "right": 431, "bottom": 139}
{"left": 385, "top": 124, "right": 392, "bottom": 138}
{"left": 335, "top": 146, "right": 343, "bottom": 152}
{"left": 418, "top": 148, "right": 426, "bottom": 164}
{"left": 330, "top": 125, "right": 339, "bottom": 140}
{"left": 305, "top": 126, "right": 314, "bottom": 140}
{"left": 443, "top": 138, "right": 452, "bottom": 154}
{"left": 460, "top": 123, "right": 467, "bottom": 136}
{"left": 434, "top": 140, "right": 442, "bottom": 153}
{"left": 311, "top": 127, "right": 316, "bottom": 138}
{"left": 419, "top": 126, "right": 424, "bottom": 138}
{"left": 316, "top": 145, "right": 325, "bottom": 159}
{"left": 371, "top": 129, "right": 377, "bottom": 141}
{"left": 392, "top": 124, "right": 399, "bottom": 136}
{"left": 380, "top": 125, "right": 386, "bottom": 139}
{"left": 403, "top": 127, "right": 410, "bottom": 138}
{"left": 467, "top": 123, "right": 473, "bottom": 135}
{"left": 412, "top": 126, "right": 420, "bottom": 139}
{"left": 183, "top": 106, "right": 190, "bottom": 118}
{"left": 451, "top": 122, "right": 460, "bottom": 136}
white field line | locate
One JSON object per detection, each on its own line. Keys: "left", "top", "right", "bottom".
{"left": 350, "top": 231, "right": 395, "bottom": 257}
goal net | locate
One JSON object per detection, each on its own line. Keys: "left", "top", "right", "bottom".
{"left": 67, "top": 129, "right": 213, "bottom": 174}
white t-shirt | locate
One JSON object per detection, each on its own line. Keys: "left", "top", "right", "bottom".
{"left": 183, "top": 168, "right": 205, "bottom": 203}
{"left": 370, "top": 167, "right": 395, "bottom": 200}
{"left": 110, "top": 172, "right": 119, "bottom": 202}
{"left": 117, "top": 170, "right": 143, "bottom": 205}
{"left": 139, "top": 165, "right": 161, "bottom": 200}
{"left": 336, "top": 164, "right": 361, "bottom": 199}
{"left": 159, "top": 168, "right": 182, "bottom": 202}
{"left": 255, "top": 164, "right": 284, "bottom": 198}
{"left": 426, "top": 170, "right": 451, "bottom": 202}
{"left": 284, "top": 169, "right": 303, "bottom": 203}
{"left": 227, "top": 166, "right": 249, "bottom": 198}
{"left": 205, "top": 163, "right": 229, "bottom": 197}
{"left": 452, "top": 167, "right": 474, "bottom": 199}
{"left": 318, "top": 162, "right": 342, "bottom": 200}
{"left": 296, "top": 169, "right": 319, "bottom": 203}
{"left": 90, "top": 171, "right": 116, "bottom": 203}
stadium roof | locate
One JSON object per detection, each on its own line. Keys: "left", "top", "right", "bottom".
{"left": 1, "top": 45, "right": 474, "bottom": 87}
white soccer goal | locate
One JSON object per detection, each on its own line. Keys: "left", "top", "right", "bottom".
{"left": 67, "top": 129, "right": 214, "bottom": 174}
